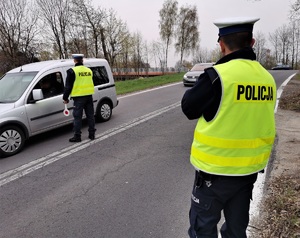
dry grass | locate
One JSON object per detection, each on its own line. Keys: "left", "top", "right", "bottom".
{"left": 279, "top": 74, "right": 300, "bottom": 112}
{"left": 255, "top": 176, "right": 300, "bottom": 237}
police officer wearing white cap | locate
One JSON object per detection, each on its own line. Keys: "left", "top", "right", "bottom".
{"left": 63, "top": 54, "right": 96, "bottom": 142}
{"left": 182, "top": 17, "right": 276, "bottom": 237}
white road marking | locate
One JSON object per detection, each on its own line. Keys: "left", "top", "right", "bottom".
{"left": 0, "top": 102, "right": 180, "bottom": 187}
{"left": 275, "top": 73, "right": 296, "bottom": 112}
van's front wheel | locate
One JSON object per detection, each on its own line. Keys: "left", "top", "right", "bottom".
{"left": 0, "top": 126, "right": 25, "bottom": 157}
{"left": 95, "top": 100, "right": 112, "bottom": 122}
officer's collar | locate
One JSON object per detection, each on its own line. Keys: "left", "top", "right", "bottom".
{"left": 75, "top": 62, "right": 84, "bottom": 66}
{"left": 216, "top": 47, "right": 256, "bottom": 65}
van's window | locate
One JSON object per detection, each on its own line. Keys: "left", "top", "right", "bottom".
{"left": 0, "top": 72, "right": 38, "bottom": 103}
{"left": 90, "top": 66, "right": 109, "bottom": 86}
{"left": 33, "top": 72, "right": 64, "bottom": 99}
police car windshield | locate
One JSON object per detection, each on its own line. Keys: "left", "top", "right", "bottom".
{"left": 0, "top": 72, "right": 38, "bottom": 103}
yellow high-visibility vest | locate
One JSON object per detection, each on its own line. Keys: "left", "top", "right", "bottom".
{"left": 70, "top": 66, "right": 94, "bottom": 97}
{"left": 190, "top": 59, "right": 276, "bottom": 176}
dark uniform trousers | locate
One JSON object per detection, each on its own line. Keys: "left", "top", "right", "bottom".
{"left": 72, "top": 95, "right": 96, "bottom": 137}
{"left": 188, "top": 170, "right": 258, "bottom": 238}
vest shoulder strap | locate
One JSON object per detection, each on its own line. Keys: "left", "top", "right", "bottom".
{"left": 205, "top": 67, "right": 219, "bottom": 84}
{"left": 203, "top": 67, "right": 221, "bottom": 122}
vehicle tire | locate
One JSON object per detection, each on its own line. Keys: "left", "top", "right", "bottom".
{"left": 0, "top": 126, "right": 25, "bottom": 157}
{"left": 95, "top": 100, "right": 112, "bottom": 122}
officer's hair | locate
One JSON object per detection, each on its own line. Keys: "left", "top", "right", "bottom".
{"left": 220, "top": 32, "right": 253, "bottom": 51}
{"left": 74, "top": 58, "right": 83, "bottom": 64}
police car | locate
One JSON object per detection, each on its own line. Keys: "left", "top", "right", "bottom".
{"left": 0, "top": 58, "right": 118, "bottom": 157}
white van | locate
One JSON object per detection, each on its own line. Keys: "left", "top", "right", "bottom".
{"left": 0, "top": 58, "right": 118, "bottom": 157}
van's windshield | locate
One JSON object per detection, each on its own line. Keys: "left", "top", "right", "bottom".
{"left": 0, "top": 72, "right": 38, "bottom": 103}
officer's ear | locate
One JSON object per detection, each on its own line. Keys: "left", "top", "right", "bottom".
{"left": 251, "top": 38, "right": 255, "bottom": 48}
{"left": 219, "top": 40, "right": 226, "bottom": 55}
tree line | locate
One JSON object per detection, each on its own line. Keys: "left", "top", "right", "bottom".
{"left": 0, "top": 0, "right": 299, "bottom": 76}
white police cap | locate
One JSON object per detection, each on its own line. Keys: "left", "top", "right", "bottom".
{"left": 72, "top": 54, "right": 84, "bottom": 60}
{"left": 213, "top": 17, "right": 260, "bottom": 37}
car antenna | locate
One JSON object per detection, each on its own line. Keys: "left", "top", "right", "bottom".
{"left": 19, "top": 65, "right": 23, "bottom": 72}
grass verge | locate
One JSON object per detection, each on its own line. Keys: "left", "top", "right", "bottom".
{"left": 115, "top": 73, "right": 184, "bottom": 95}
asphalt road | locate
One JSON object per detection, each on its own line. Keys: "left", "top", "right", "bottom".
{"left": 0, "top": 70, "right": 297, "bottom": 238}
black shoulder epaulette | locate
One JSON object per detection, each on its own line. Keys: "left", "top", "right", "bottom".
{"left": 205, "top": 67, "right": 219, "bottom": 84}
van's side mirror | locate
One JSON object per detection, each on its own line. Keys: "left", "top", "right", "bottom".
{"left": 32, "top": 89, "right": 44, "bottom": 101}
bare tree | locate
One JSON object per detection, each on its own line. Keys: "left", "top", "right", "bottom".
{"left": 0, "top": 0, "right": 39, "bottom": 71}
{"left": 102, "top": 9, "right": 130, "bottom": 67}
{"left": 288, "top": 20, "right": 299, "bottom": 69}
{"left": 72, "top": 0, "right": 107, "bottom": 58}
{"left": 151, "top": 41, "right": 166, "bottom": 71}
{"left": 132, "top": 31, "right": 143, "bottom": 74}
{"left": 269, "top": 25, "right": 292, "bottom": 66}
{"left": 289, "top": 2, "right": 300, "bottom": 69}
{"left": 115, "top": 35, "right": 135, "bottom": 73}
{"left": 253, "top": 31, "right": 277, "bottom": 69}
{"left": 68, "top": 0, "right": 90, "bottom": 57}
{"left": 159, "top": 0, "right": 178, "bottom": 69}
{"left": 210, "top": 46, "right": 222, "bottom": 63}
{"left": 74, "top": 5, "right": 130, "bottom": 66}
{"left": 290, "top": 0, "right": 300, "bottom": 19}
{"left": 269, "top": 30, "right": 282, "bottom": 64}
{"left": 141, "top": 41, "right": 150, "bottom": 75}
{"left": 36, "top": 0, "right": 74, "bottom": 59}
{"left": 192, "top": 47, "right": 211, "bottom": 64}
{"left": 175, "top": 5, "right": 200, "bottom": 64}
{"left": 279, "top": 25, "right": 291, "bottom": 65}
{"left": 254, "top": 31, "right": 267, "bottom": 63}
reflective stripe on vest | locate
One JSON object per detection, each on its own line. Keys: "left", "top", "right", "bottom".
{"left": 190, "top": 59, "right": 276, "bottom": 176}
{"left": 70, "top": 66, "right": 94, "bottom": 97}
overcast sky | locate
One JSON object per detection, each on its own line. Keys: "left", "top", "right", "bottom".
{"left": 92, "top": 0, "right": 293, "bottom": 67}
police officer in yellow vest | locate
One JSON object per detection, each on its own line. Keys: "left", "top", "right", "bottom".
{"left": 181, "top": 17, "right": 276, "bottom": 238}
{"left": 63, "top": 54, "right": 96, "bottom": 142}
